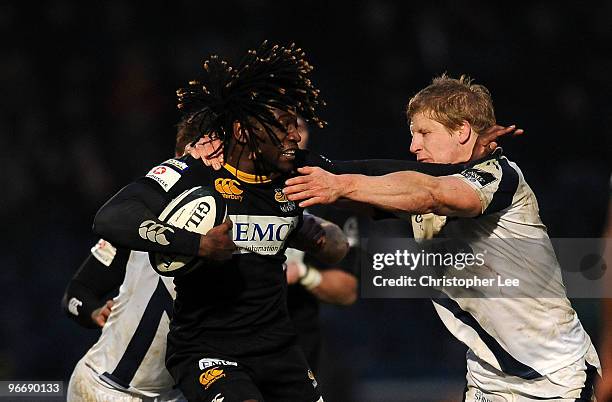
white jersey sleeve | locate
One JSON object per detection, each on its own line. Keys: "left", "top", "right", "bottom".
{"left": 452, "top": 154, "right": 517, "bottom": 215}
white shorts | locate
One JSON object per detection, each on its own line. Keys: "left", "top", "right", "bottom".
{"left": 464, "top": 343, "right": 601, "bottom": 401}
{"left": 67, "top": 357, "right": 185, "bottom": 402}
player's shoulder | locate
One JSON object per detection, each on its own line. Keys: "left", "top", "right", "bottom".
{"left": 459, "top": 148, "right": 522, "bottom": 188}
{"left": 143, "top": 155, "right": 213, "bottom": 193}
{"left": 151, "top": 155, "right": 205, "bottom": 175}
{"left": 294, "top": 149, "right": 334, "bottom": 170}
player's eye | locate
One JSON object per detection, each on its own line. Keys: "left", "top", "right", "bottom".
{"left": 281, "top": 120, "right": 298, "bottom": 133}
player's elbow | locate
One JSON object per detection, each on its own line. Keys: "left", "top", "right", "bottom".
{"left": 320, "top": 238, "right": 350, "bottom": 265}
{"left": 405, "top": 182, "right": 441, "bottom": 215}
{"left": 92, "top": 203, "right": 118, "bottom": 239}
{"left": 341, "top": 282, "right": 358, "bottom": 306}
{"left": 60, "top": 291, "right": 70, "bottom": 317}
{"left": 425, "top": 179, "right": 480, "bottom": 217}
{"left": 337, "top": 275, "right": 358, "bottom": 306}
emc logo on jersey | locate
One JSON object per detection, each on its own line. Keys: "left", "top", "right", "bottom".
{"left": 215, "top": 178, "right": 243, "bottom": 201}
{"left": 230, "top": 215, "right": 299, "bottom": 255}
{"left": 234, "top": 221, "right": 295, "bottom": 242}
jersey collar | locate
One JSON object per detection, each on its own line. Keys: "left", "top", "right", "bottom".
{"left": 464, "top": 147, "right": 504, "bottom": 168}
{"left": 222, "top": 163, "right": 272, "bottom": 184}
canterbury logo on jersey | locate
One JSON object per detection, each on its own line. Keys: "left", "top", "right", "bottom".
{"left": 230, "top": 214, "right": 299, "bottom": 255}
{"left": 138, "top": 220, "right": 174, "bottom": 245}
{"left": 214, "top": 178, "right": 243, "bottom": 201}
{"left": 199, "top": 367, "right": 225, "bottom": 390}
{"left": 211, "top": 394, "right": 224, "bottom": 402}
{"left": 67, "top": 297, "right": 82, "bottom": 316}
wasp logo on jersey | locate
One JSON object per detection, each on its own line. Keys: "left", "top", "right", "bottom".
{"left": 215, "top": 178, "right": 243, "bottom": 201}
{"left": 274, "top": 188, "right": 296, "bottom": 212}
{"left": 231, "top": 215, "right": 299, "bottom": 255}
{"left": 199, "top": 367, "right": 226, "bottom": 390}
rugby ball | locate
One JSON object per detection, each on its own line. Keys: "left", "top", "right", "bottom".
{"left": 150, "top": 186, "right": 227, "bottom": 275}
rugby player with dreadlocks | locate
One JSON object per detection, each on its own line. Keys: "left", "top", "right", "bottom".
{"left": 93, "top": 42, "right": 348, "bottom": 402}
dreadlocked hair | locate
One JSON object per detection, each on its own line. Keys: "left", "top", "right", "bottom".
{"left": 176, "top": 41, "right": 326, "bottom": 174}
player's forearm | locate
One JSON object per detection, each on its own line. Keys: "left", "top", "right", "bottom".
{"left": 62, "top": 280, "right": 103, "bottom": 329}
{"left": 93, "top": 182, "right": 200, "bottom": 255}
{"left": 309, "top": 270, "right": 357, "bottom": 305}
{"left": 338, "top": 172, "right": 440, "bottom": 215}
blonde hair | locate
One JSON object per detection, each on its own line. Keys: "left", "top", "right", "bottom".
{"left": 407, "top": 74, "right": 495, "bottom": 133}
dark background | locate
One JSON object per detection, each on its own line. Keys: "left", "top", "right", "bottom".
{"left": 2, "top": 1, "right": 610, "bottom": 401}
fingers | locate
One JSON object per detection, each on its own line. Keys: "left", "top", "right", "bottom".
{"left": 299, "top": 196, "right": 326, "bottom": 208}
{"left": 297, "top": 166, "right": 317, "bottom": 174}
{"left": 221, "top": 218, "right": 236, "bottom": 248}
{"left": 100, "top": 308, "right": 111, "bottom": 320}
{"left": 189, "top": 136, "right": 225, "bottom": 170}
{"left": 287, "top": 189, "right": 317, "bottom": 202}
{"left": 283, "top": 183, "right": 312, "bottom": 195}
{"left": 285, "top": 176, "right": 309, "bottom": 187}
{"left": 216, "top": 218, "right": 234, "bottom": 234}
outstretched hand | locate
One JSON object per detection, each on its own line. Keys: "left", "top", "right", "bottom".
{"left": 470, "top": 124, "right": 524, "bottom": 161}
{"left": 284, "top": 167, "right": 341, "bottom": 208}
{"left": 185, "top": 136, "right": 225, "bottom": 170}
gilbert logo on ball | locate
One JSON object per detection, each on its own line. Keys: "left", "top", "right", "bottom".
{"left": 149, "top": 186, "right": 226, "bottom": 276}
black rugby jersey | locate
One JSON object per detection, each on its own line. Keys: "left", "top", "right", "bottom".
{"left": 139, "top": 151, "right": 335, "bottom": 356}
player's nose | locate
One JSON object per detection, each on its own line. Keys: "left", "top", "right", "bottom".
{"left": 409, "top": 134, "right": 422, "bottom": 155}
{"left": 286, "top": 128, "right": 301, "bottom": 144}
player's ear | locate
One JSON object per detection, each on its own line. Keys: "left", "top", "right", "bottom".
{"left": 232, "top": 121, "right": 248, "bottom": 143}
{"left": 457, "top": 120, "right": 472, "bottom": 144}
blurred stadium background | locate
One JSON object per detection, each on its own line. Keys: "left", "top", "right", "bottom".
{"left": 1, "top": 1, "right": 610, "bottom": 401}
